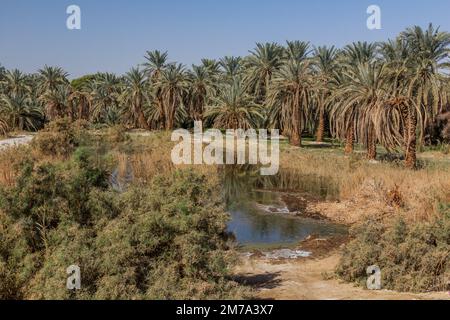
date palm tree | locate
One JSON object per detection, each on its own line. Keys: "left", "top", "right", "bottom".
{"left": 267, "top": 60, "right": 314, "bottom": 146}
{"left": 379, "top": 38, "right": 415, "bottom": 152}
{"left": 38, "top": 84, "right": 71, "bottom": 120}
{"left": 155, "top": 63, "right": 189, "bottom": 130}
{"left": 284, "top": 41, "right": 311, "bottom": 62}
{"left": 0, "top": 93, "right": 43, "bottom": 130}
{"left": 201, "top": 58, "right": 221, "bottom": 78}
{"left": 400, "top": 24, "right": 450, "bottom": 168}
{"left": 219, "top": 56, "right": 242, "bottom": 82}
{"left": 313, "top": 46, "right": 338, "bottom": 142}
{"left": 143, "top": 50, "right": 170, "bottom": 129}
{"left": 245, "top": 43, "right": 284, "bottom": 103}
{"left": 186, "top": 65, "right": 215, "bottom": 121}
{"left": 90, "top": 73, "right": 122, "bottom": 122}
{"left": 334, "top": 62, "right": 391, "bottom": 160}
{"left": 205, "top": 77, "right": 262, "bottom": 130}
{"left": 38, "top": 66, "right": 69, "bottom": 94}
{"left": 143, "top": 50, "right": 168, "bottom": 80}
{"left": 121, "top": 68, "right": 150, "bottom": 129}
{"left": 330, "top": 42, "right": 378, "bottom": 154}
{"left": 1, "top": 69, "right": 30, "bottom": 96}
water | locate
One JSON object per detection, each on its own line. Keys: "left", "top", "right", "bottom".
{"left": 222, "top": 166, "right": 347, "bottom": 249}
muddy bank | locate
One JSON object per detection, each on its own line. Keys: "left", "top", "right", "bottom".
{"left": 241, "top": 234, "right": 349, "bottom": 260}
{"left": 307, "top": 179, "right": 397, "bottom": 225}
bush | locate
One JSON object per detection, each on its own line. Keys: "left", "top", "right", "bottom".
{"left": 107, "top": 125, "right": 130, "bottom": 145}
{"left": 0, "top": 150, "right": 248, "bottom": 299}
{"left": 31, "top": 118, "right": 92, "bottom": 157}
{"left": 336, "top": 206, "right": 450, "bottom": 292}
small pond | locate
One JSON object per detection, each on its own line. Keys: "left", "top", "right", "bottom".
{"left": 222, "top": 166, "right": 347, "bottom": 249}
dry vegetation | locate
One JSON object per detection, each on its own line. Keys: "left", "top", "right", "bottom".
{"left": 278, "top": 144, "right": 450, "bottom": 224}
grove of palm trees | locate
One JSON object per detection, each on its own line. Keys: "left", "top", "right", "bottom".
{"left": 1, "top": 24, "right": 449, "bottom": 168}
{"left": 1, "top": 24, "right": 450, "bottom": 300}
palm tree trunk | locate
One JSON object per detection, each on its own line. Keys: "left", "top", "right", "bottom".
{"left": 158, "top": 95, "right": 165, "bottom": 127}
{"left": 344, "top": 123, "right": 354, "bottom": 154}
{"left": 405, "top": 107, "right": 417, "bottom": 169}
{"left": 399, "top": 104, "right": 409, "bottom": 149}
{"left": 291, "top": 90, "right": 301, "bottom": 147}
{"left": 138, "top": 110, "right": 148, "bottom": 130}
{"left": 136, "top": 97, "right": 149, "bottom": 130}
{"left": 165, "top": 94, "right": 177, "bottom": 130}
{"left": 367, "top": 130, "right": 377, "bottom": 160}
{"left": 316, "top": 106, "right": 325, "bottom": 142}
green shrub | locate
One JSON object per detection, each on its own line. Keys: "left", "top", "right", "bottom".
{"left": 107, "top": 125, "right": 130, "bottom": 145}
{"left": 31, "top": 118, "right": 78, "bottom": 157}
{"left": 0, "top": 150, "right": 248, "bottom": 299}
{"left": 336, "top": 206, "right": 450, "bottom": 292}
{"left": 31, "top": 118, "right": 93, "bottom": 157}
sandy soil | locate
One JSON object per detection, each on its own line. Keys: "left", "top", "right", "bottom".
{"left": 235, "top": 252, "right": 449, "bottom": 300}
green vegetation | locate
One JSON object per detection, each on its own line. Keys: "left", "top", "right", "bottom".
{"left": 337, "top": 206, "right": 450, "bottom": 292}
{"left": 0, "top": 126, "right": 248, "bottom": 300}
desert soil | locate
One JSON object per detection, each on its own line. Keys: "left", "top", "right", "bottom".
{"left": 234, "top": 236, "right": 449, "bottom": 300}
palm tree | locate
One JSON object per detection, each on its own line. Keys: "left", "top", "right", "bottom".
{"left": 121, "top": 68, "right": 150, "bottom": 129}
{"left": 68, "top": 79, "right": 92, "bottom": 121}
{"left": 313, "top": 46, "right": 338, "bottom": 142}
{"left": 1, "top": 69, "right": 30, "bottom": 96}
{"left": 0, "top": 93, "right": 43, "bottom": 131}
{"left": 155, "top": 63, "right": 188, "bottom": 130}
{"left": 37, "top": 66, "right": 70, "bottom": 120}
{"left": 220, "top": 56, "right": 242, "bottom": 81}
{"left": 186, "top": 65, "right": 214, "bottom": 121}
{"left": 330, "top": 42, "right": 379, "bottom": 154}
{"left": 379, "top": 38, "right": 414, "bottom": 151}
{"left": 400, "top": 24, "right": 450, "bottom": 168}
{"left": 206, "top": 77, "right": 262, "bottom": 129}
{"left": 38, "top": 84, "right": 71, "bottom": 121}
{"left": 284, "top": 41, "right": 311, "bottom": 62}
{"left": 267, "top": 60, "right": 314, "bottom": 146}
{"left": 143, "top": 50, "right": 168, "bottom": 80}
{"left": 201, "top": 58, "right": 221, "bottom": 78}
{"left": 333, "top": 62, "right": 392, "bottom": 160}
{"left": 38, "top": 66, "right": 69, "bottom": 94}
{"left": 245, "top": 43, "right": 284, "bottom": 103}
{"left": 90, "top": 73, "right": 122, "bottom": 122}
{"left": 143, "top": 50, "right": 170, "bottom": 129}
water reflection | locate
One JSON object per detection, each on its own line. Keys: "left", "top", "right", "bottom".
{"left": 221, "top": 165, "right": 346, "bottom": 248}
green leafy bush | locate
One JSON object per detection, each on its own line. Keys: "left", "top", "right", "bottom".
{"left": 0, "top": 148, "right": 247, "bottom": 299}
{"left": 336, "top": 206, "right": 450, "bottom": 292}
{"left": 31, "top": 118, "right": 92, "bottom": 157}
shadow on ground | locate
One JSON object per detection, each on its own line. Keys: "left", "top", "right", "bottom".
{"left": 232, "top": 272, "right": 283, "bottom": 290}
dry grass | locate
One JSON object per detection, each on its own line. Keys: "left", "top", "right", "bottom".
{"left": 279, "top": 145, "right": 450, "bottom": 224}
{"left": 0, "top": 145, "right": 32, "bottom": 187}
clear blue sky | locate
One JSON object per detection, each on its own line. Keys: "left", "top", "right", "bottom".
{"left": 1, "top": 0, "right": 450, "bottom": 78}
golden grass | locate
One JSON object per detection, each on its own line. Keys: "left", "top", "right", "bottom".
{"left": 279, "top": 145, "right": 450, "bottom": 223}
{"left": 0, "top": 145, "right": 32, "bottom": 187}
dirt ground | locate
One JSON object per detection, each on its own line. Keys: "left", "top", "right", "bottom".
{"left": 0, "top": 135, "right": 33, "bottom": 150}
{"left": 234, "top": 236, "right": 449, "bottom": 300}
